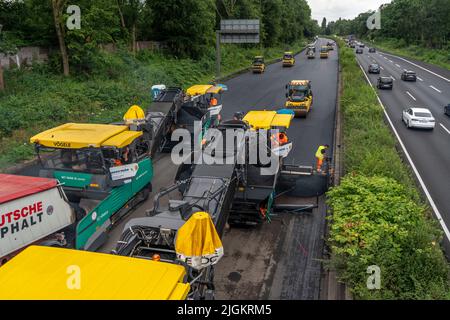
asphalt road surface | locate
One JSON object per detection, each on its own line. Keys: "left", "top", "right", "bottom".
{"left": 16, "top": 38, "right": 339, "bottom": 300}
{"left": 215, "top": 38, "right": 338, "bottom": 299}
{"left": 355, "top": 46, "right": 450, "bottom": 248}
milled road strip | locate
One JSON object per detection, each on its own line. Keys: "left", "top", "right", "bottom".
{"left": 406, "top": 91, "right": 417, "bottom": 101}
{"left": 382, "top": 52, "right": 450, "bottom": 83}
{"left": 440, "top": 123, "right": 450, "bottom": 135}
{"left": 430, "top": 85, "right": 442, "bottom": 93}
{"left": 358, "top": 61, "right": 450, "bottom": 243}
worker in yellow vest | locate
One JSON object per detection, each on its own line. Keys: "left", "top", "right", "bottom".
{"left": 315, "top": 144, "right": 329, "bottom": 172}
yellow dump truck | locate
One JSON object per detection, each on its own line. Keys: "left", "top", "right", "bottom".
{"left": 252, "top": 56, "right": 265, "bottom": 73}
{"left": 282, "top": 51, "right": 295, "bottom": 67}
{"left": 0, "top": 246, "right": 190, "bottom": 300}
{"left": 285, "top": 80, "right": 314, "bottom": 117}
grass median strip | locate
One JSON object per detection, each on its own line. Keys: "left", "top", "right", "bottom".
{"left": 326, "top": 38, "right": 450, "bottom": 299}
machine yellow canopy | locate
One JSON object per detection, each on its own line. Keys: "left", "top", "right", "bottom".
{"left": 243, "top": 111, "right": 293, "bottom": 130}
{"left": 176, "top": 212, "right": 224, "bottom": 270}
{"left": 0, "top": 246, "right": 190, "bottom": 300}
{"left": 186, "top": 85, "right": 223, "bottom": 96}
{"left": 102, "top": 130, "right": 143, "bottom": 148}
{"left": 30, "top": 123, "right": 142, "bottom": 149}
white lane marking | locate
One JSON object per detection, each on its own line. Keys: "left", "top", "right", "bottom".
{"left": 384, "top": 57, "right": 388, "bottom": 60}
{"left": 382, "top": 52, "right": 450, "bottom": 83}
{"left": 390, "top": 75, "right": 396, "bottom": 81}
{"left": 440, "top": 123, "right": 450, "bottom": 135}
{"left": 404, "top": 69, "right": 408, "bottom": 72}
{"left": 358, "top": 62, "right": 450, "bottom": 243}
{"left": 430, "top": 85, "right": 442, "bottom": 93}
{"left": 380, "top": 66, "right": 384, "bottom": 70}
{"left": 406, "top": 91, "right": 416, "bottom": 101}
{"left": 389, "top": 60, "right": 393, "bottom": 63}
{"left": 395, "top": 64, "right": 401, "bottom": 68}
{"left": 417, "top": 76, "right": 423, "bottom": 81}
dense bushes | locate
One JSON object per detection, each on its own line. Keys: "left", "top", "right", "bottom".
{"left": 328, "top": 175, "right": 450, "bottom": 299}
{"left": 327, "top": 38, "right": 450, "bottom": 299}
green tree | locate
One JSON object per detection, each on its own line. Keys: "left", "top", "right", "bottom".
{"left": 51, "top": 0, "right": 70, "bottom": 76}
{"left": 65, "top": 0, "right": 121, "bottom": 74}
{"left": 117, "top": 0, "right": 144, "bottom": 53}
{"left": 321, "top": 17, "right": 327, "bottom": 33}
{"left": 261, "top": 0, "right": 282, "bottom": 46}
{"left": 0, "top": 32, "right": 19, "bottom": 91}
{"left": 149, "top": 0, "right": 216, "bottom": 58}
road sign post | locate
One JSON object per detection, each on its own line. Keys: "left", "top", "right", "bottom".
{"left": 216, "top": 19, "right": 260, "bottom": 79}
{"left": 216, "top": 31, "right": 221, "bottom": 80}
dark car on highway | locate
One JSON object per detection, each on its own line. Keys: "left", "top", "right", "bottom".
{"left": 445, "top": 104, "right": 450, "bottom": 116}
{"left": 401, "top": 70, "right": 417, "bottom": 82}
{"left": 356, "top": 48, "right": 363, "bottom": 54}
{"left": 350, "top": 43, "right": 356, "bottom": 48}
{"left": 377, "top": 77, "right": 394, "bottom": 90}
{"left": 359, "top": 43, "right": 365, "bottom": 48}
{"left": 368, "top": 64, "right": 381, "bottom": 74}
{"left": 369, "top": 47, "right": 376, "bottom": 53}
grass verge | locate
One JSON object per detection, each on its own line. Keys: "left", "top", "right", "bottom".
{"left": 0, "top": 41, "right": 306, "bottom": 170}
{"left": 326, "top": 37, "right": 450, "bottom": 299}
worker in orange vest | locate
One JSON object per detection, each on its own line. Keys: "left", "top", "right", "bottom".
{"left": 210, "top": 96, "right": 218, "bottom": 106}
{"left": 271, "top": 132, "right": 289, "bottom": 148}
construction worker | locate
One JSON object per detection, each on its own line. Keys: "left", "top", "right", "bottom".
{"left": 122, "top": 147, "right": 131, "bottom": 164}
{"left": 278, "top": 132, "right": 288, "bottom": 145}
{"left": 315, "top": 144, "right": 329, "bottom": 172}
{"left": 271, "top": 132, "right": 289, "bottom": 148}
{"left": 233, "top": 111, "right": 244, "bottom": 121}
{"left": 210, "top": 96, "right": 218, "bottom": 107}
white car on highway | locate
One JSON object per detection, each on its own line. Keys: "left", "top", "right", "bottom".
{"left": 402, "top": 107, "right": 435, "bottom": 130}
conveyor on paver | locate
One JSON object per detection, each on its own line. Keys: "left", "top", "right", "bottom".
{"left": 145, "top": 87, "right": 183, "bottom": 156}
{"left": 145, "top": 87, "right": 212, "bottom": 155}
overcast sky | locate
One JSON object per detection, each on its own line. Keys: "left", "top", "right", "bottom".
{"left": 306, "top": 0, "right": 392, "bottom": 22}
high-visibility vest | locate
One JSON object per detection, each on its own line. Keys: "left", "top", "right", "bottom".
{"left": 315, "top": 146, "right": 327, "bottom": 160}
{"left": 279, "top": 133, "right": 288, "bottom": 145}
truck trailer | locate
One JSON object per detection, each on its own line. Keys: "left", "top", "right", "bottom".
{"left": 0, "top": 174, "right": 75, "bottom": 265}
